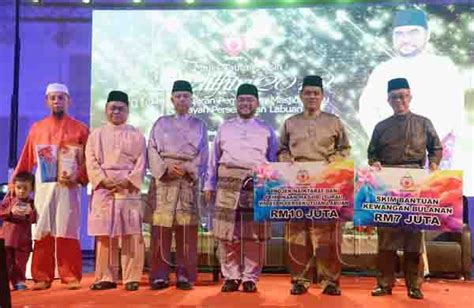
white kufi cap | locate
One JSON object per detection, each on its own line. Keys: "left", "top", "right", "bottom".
{"left": 45, "top": 83, "right": 69, "bottom": 95}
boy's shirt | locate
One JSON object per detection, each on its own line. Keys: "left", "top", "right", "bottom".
{"left": 0, "top": 196, "right": 37, "bottom": 250}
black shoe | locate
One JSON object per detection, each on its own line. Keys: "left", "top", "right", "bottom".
{"left": 90, "top": 281, "right": 117, "bottom": 291}
{"left": 371, "top": 286, "right": 392, "bottom": 296}
{"left": 322, "top": 284, "right": 341, "bottom": 296}
{"left": 150, "top": 279, "right": 169, "bottom": 290}
{"left": 242, "top": 281, "right": 257, "bottom": 293}
{"left": 221, "top": 279, "right": 241, "bottom": 292}
{"left": 125, "top": 281, "right": 139, "bottom": 291}
{"left": 290, "top": 283, "right": 308, "bottom": 295}
{"left": 408, "top": 288, "right": 424, "bottom": 300}
{"left": 176, "top": 281, "right": 193, "bottom": 290}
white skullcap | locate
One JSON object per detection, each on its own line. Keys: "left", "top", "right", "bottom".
{"left": 45, "top": 83, "right": 69, "bottom": 95}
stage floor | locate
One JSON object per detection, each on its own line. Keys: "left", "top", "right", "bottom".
{"left": 10, "top": 274, "right": 473, "bottom": 307}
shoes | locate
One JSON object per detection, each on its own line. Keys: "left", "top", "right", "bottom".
{"left": 221, "top": 279, "right": 241, "bottom": 292}
{"left": 408, "top": 288, "right": 424, "bottom": 300}
{"left": 14, "top": 283, "right": 28, "bottom": 291}
{"left": 66, "top": 280, "right": 81, "bottom": 290}
{"left": 371, "top": 286, "right": 392, "bottom": 296}
{"left": 290, "top": 283, "right": 308, "bottom": 295}
{"left": 150, "top": 279, "right": 169, "bottom": 290}
{"left": 176, "top": 280, "right": 193, "bottom": 290}
{"left": 242, "top": 281, "right": 257, "bottom": 293}
{"left": 125, "top": 281, "right": 140, "bottom": 291}
{"left": 322, "top": 284, "right": 341, "bottom": 296}
{"left": 32, "top": 281, "right": 51, "bottom": 291}
{"left": 89, "top": 281, "right": 117, "bottom": 291}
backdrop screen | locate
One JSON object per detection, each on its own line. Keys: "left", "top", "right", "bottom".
{"left": 91, "top": 4, "right": 474, "bottom": 194}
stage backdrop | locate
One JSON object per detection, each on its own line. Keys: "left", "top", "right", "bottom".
{"left": 90, "top": 4, "right": 474, "bottom": 194}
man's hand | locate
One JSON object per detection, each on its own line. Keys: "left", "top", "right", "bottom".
{"left": 163, "top": 164, "right": 186, "bottom": 181}
{"left": 116, "top": 178, "right": 139, "bottom": 193}
{"left": 169, "top": 164, "right": 186, "bottom": 177}
{"left": 278, "top": 153, "right": 295, "bottom": 164}
{"left": 326, "top": 155, "right": 336, "bottom": 164}
{"left": 370, "top": 161, "right": 382, "bottom": 171}
{"left": 429, "top": 162, "right": 439, "bottom": 172}
{"left": 327, "top": 155, "right": 345, "bottom": 164}
{"left": 116, "top": 178, "right": 131, "bottom": 189}
{"left": 101, "top": 178, "right": 117, "bottom": 190}
{"left": 58, "top": 174, "right": 77, "bottom": 187}
{"left": 204, "top": 190, "right": 215, "bottom": 206}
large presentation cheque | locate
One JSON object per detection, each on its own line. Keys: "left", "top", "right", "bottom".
{"left": 354, "top": 167, "right": 463, "bottom": 232}
{"left": 253, "top": 161, "right": 354, "bottom": 222}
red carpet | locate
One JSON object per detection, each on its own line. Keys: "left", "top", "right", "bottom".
{"left": 10, "top": 274, "right": 473, "bottom": 307}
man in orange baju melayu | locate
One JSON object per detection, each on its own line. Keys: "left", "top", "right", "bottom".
{"left": 12, "top": 83, "right": 89, "bottom": 290}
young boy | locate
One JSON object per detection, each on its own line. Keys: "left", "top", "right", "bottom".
{"left": 0, "top": 171, "right": 37, "bottom": 291}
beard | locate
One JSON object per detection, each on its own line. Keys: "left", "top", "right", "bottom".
{"left": 52, "top": 109, "right": 65, "bottom": 118}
